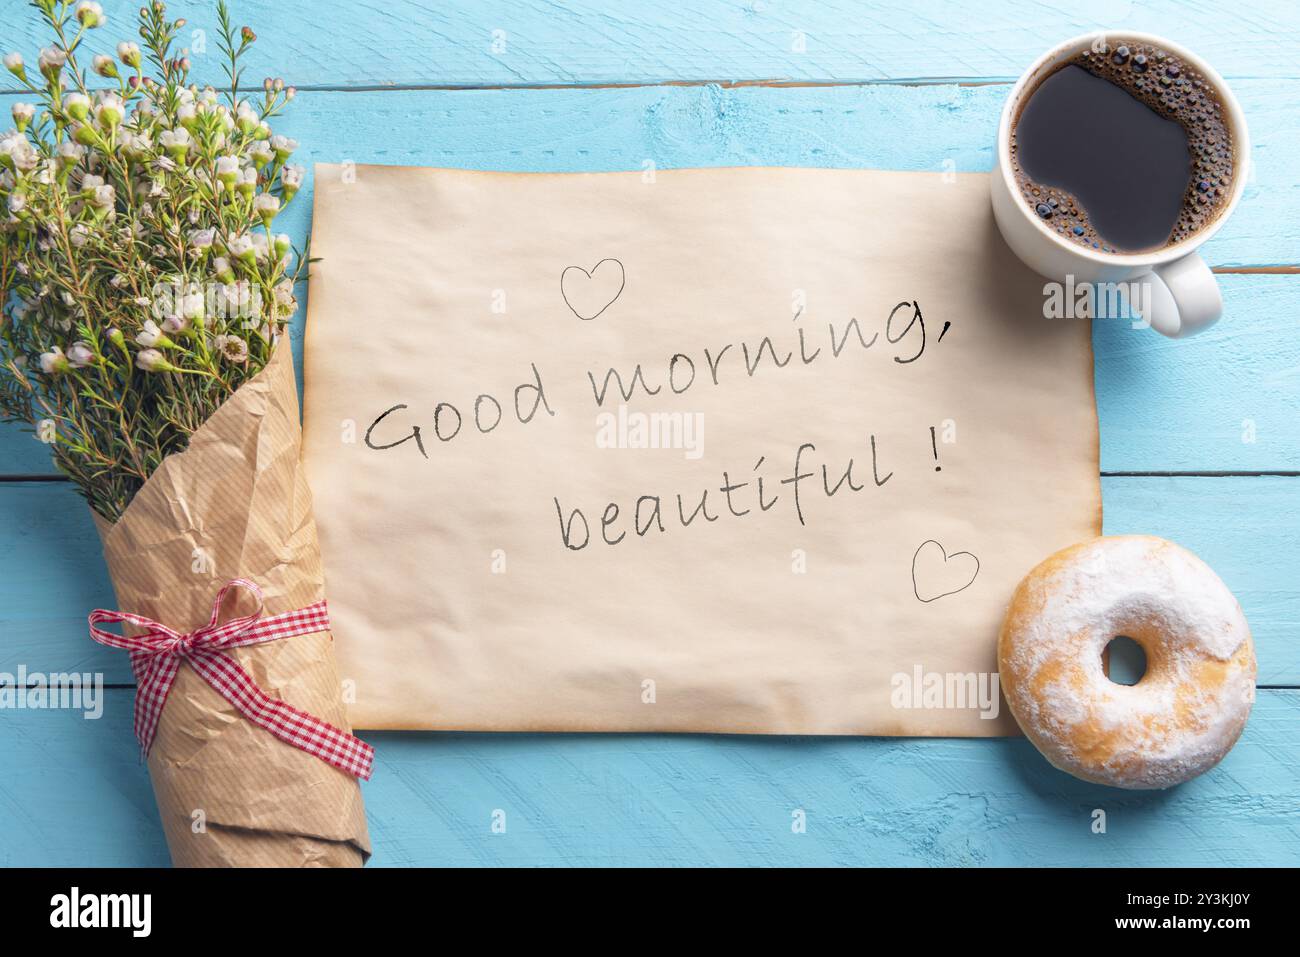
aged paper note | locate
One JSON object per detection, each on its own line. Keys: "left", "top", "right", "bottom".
{"left": 303, "top": 165, "right": 1099, "bottom": 735}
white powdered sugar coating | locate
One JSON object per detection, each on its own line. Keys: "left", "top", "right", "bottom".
{"left": 1001, "top": 536, "right": 1255, "bottom": 789}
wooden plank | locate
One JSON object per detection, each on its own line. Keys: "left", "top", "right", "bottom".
{"left": 9, "top": 294, "right": 1299, "bottom": 478}
{"left": 1102, "top": 477, "right": 1300, "bottom": 688}
{"left": 0, "top": 0, "right": 1291, "bottom": 874}
{"left": 0, "top": 689, "right": 169, "bottom": 867}
{"left": 3, "top": 476, "right": 1297, "bottom": 685}
{"left": 2, "top": 0, "right": 1297, "bottom": 88}
{"left": 1096, "top": 275, "right": 1300, "bottom": 472}
{"left": 0, "top": 686, "right": 1294, "bottom": 866}
{"left": 1, "top": 82, "right": 1297, "bottom": 470}
{"left": 0, "top": 481, "right": 120, "bottom": 678}
{"left": 255, "top": 82, "right": 1297, "bottom": 271}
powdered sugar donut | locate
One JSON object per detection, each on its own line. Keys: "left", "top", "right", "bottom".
{"left": 998, "top": 536, "right": 1255, "bottom": 789}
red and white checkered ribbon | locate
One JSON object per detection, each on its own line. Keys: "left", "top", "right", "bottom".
{"left": 88, "top": 578, "right": 373, "bottom": 780}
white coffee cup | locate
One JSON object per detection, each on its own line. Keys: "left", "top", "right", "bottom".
{"left": 990, "top": 32, "right": 1250, "bottom": 337}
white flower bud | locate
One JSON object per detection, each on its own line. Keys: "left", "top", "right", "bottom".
{"left": 94, "top": 92, "right": 124, "bottom": 128}
{"left": 246, "top": 141, "right": 273, "bottom": 169}
{"left": 215, "top": 154, "right": 241, "bottom": 186}
{"left": 93, "top": 53, "right": 118, "bottom": 78}
{"left": 56, "top": 141, "right": 85, "bottom": 167}
{"left": 280, "top": 162, "right": 304, "bottom": 199}
{"left": 117, "top": 42, "right": 141, "bottom": 68}
{"left": 227, "top": 233, "right": 256, "bottom": 263}
{"left": 273, "top": 279, "right": 298, "bottom": 316}
{"left": 0, "top": 130, "right": 18, "bottom": 161}
{"left": 39, "top": 346, "right": 69, "bottom": 374}
{"left": 90, "top": 184, "right": 116, "bottom": 208}
{"left": 158, "top": 127, "right": 192, "bottom": 158}
{"left": 235, "top": 102, "right": 258, "bottom": 134}
{"left": 67, "top": 341, "right": 96, "bottom": 367}
{"left": 75, "top": 2, "right": 104, "bottom": 28}
{"left": 181, "top": 290, "right": 205, "bottom": 321}
{"left": 38, "top": 47, "right": 67, "bottom": 78}
{"left": 221, "top": 280, "right": 254, "bottom": 316}
{"left": 237, "top": 165, "right": 258, "bottom": 197}
{"left": 135, "top": 348, "right": 169, "bottom": 372}
{"left": 3, "top": 52, "right": 25, "bottom": 80}
{"left": 63, "top": 92, "right": 91, "bottom": 121}
{"left": 270, "top": 135, "right": 298, "bottom": 159}
{"left": 254, "top": 193, "right": 280, "bottom": 224}
{"left": 11, "top": 102, "right": 35, "bottom": 131}
{"left": 120, "top": 130, "right": 152, "bottom": 160}
{"left": 135, "top": 319, "right": 170, "bottom": 348}
{"left": 0, "top": 130, "right": 36, "bottom": 171}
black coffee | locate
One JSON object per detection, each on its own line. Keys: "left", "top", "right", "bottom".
{"left": 1010, "top": 40, "right": 1234, "bottom": 253}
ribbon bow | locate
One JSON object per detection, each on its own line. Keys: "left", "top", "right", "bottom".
{"left": 88, "top": 579, "right": 373, "bottom": 780}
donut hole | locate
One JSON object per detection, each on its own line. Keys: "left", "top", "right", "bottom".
{"left": 1104, "top": 635, "right": 1148, "bottom": 686}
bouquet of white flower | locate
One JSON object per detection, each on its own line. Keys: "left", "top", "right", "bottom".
{"left": 0, "top": 1, "right": 370, "bottom": 867}
{"left": 1, "top": 0, "right": 304, "bottom": 519}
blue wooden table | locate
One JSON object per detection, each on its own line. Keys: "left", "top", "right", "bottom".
{"left": 2, "top": 0, "right": 1298, "bottom": 867}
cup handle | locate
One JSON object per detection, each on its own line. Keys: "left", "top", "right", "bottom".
{"left": 1138, "top": 251, "right": 1222, "bottom": 338}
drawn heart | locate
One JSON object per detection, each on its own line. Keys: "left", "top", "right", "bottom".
{"left": 911, "top": 539, "right": 980, "bottom": 603}
{"left": 561, "top": 258, "right": 625, "bottom": 320}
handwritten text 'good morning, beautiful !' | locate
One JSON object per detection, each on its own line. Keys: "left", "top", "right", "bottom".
{"left": 362, "top": 300, "right": 945, "bottom": 550}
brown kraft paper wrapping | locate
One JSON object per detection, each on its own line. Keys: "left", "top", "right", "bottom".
{"left": 94, "top": 343, "right": 370, "bottom": 867}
